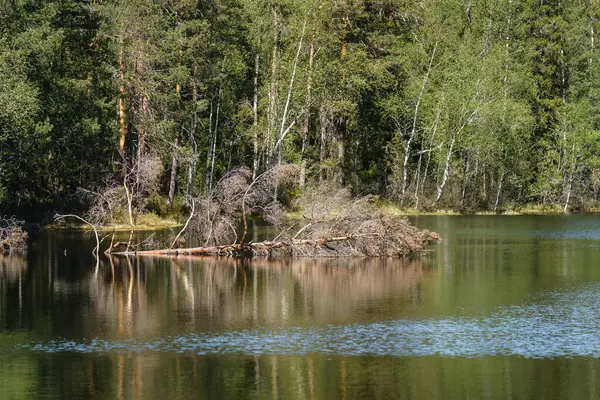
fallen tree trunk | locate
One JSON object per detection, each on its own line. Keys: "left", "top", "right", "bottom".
{"left": 109, "top": 231, "right": 440, "bottom": 258}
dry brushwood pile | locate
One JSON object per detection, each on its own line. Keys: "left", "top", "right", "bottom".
{"left": 108, "top": 165, "right": 439, "bottom": 258}
{"left": 276, "top": 188, "right": 440, "bottom": 257}
{"left": 0, "top": 217, "right": 28, "bottom": 254}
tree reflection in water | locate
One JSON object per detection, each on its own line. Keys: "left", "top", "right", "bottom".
{"left": 0, "top": 255, "right": 27, "bottom": 328}
{"left": 35, "top": 255, "right": 434, "bottom": 399}
{"left": 78, "top": 255, "right": 434, "bottom": 339}
{"left": 0, "top": 254, "right": 27, "bottom": 283}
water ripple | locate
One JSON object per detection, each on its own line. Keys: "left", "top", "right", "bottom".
{"left": 17, "top": 285, "right": 600, "bottom": 358}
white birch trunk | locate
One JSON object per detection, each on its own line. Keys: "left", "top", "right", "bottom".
{"left": 168, "top": 137, "right": 178, "bottom": 206}
{"left": 186, "top": 61, "right": 199, "bottom": 198}
{"left": 460, "top": 157, "right": 470, "bottom": 206}
{"left": 590, "top": 0, "right": 595, "bottom": 68}
{"left": 494, "top": 169, "right": 505, "bottom": 212}
{"left": 564, "top": 165, "right": 575, "bottom": 213}
{"left": 413, "top": 150, "right": 423, "bottom": 209}
{"left": 276, "top": 19, "right": 307, "bottom": 166}
{"left": 300, "top": 29, "right": 316, "bottom": 188}
{"left": 267, "top": 6, "right": 280, "bottom": 160}
{"left": 205, "top": 100, "right": 214, "bottom": 192}
{"left": 420, "top": 108, "right": 441, "bottom": 201}
{"left": 208, "top": 92, "right": 221, "bottom": 192}
{"left": 253, "top": 54, "right": 260, "bottom": 180}
{"left": 564, "top": 146, "right": 579, "bottom": 213}
{"left": 401, "top": 42, "right": 437, "bottom": 199}
{"left": 319, "top": 105, "right": 327, "bottom": 182}
{"left": 435, "top": 138, "right": 455, "bottom": 205}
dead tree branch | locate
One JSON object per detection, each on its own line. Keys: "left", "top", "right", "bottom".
{"left": 108, "top": 174, "right": 439, "bottom": 258}
{"left": 0, "top": 217, "right": 28, "bottom": 254}
{"left": 170, "top": 198, "right": 195, "bottom": 249}
{"left": 54, "top": 213, "right": 101, "bottom": 273}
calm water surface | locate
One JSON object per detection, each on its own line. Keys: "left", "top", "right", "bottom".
{"left": 2, "top": 215, "right": 600, "bottom": 398}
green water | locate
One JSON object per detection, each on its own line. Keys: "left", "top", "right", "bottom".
{"left": 2, "top": 215, "right": 600, "bottom": 399}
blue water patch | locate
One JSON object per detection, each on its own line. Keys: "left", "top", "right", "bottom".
{"left": 12, "top": 284, "right": 600, "bottom": 359}
{"left": 452, "top": 228, "right": 600, "bottom": 241}
{"left": 445, "top": 215, "right": 600, "bottom": 241}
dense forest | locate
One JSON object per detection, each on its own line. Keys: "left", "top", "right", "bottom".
{"left": 1, "top": 0, "right": 600, "bottom": 217}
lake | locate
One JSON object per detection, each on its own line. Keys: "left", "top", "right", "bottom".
{"left": 2, "top": 215, "right": 600, "bottom": 399}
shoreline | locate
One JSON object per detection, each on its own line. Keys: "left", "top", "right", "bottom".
{"left": 43, "top": 217, "right": 182, "bottom": 232}
{"left": 29, "top": 204, "right": 600, "bottom": 233}
{"left": 378, "top": 203, "right": 600, "bottom": 217}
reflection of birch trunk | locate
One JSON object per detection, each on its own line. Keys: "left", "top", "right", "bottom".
{"left": 253, "top": 267, "right": 258, "bottom": 323}
{"left": 173, "top": 261, "right": 195, "bottom": 310}
{"left": 126, "top": 256, "right": 134, "bottom": 322}
{"left": 271, "top": 356, "right": 279, "bottom": 400}
{"left": 118, "top": 355, "right": 124, "bottom": 400}
{"left": 308, "top": 356, "right": 315, "bottom": 400}
{"left": 340, "top": 358, "right": 347, "bottom": 400}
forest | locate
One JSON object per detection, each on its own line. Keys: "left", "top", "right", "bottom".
{"left": 1, "top": 0, "right": 599, "bottom": 218}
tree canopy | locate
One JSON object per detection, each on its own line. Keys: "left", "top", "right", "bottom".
{"left": 1, "top": 0, "right": 599, "bottom": 214}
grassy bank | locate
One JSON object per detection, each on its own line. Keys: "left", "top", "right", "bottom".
{"left": 45, "top": 212, "right": 182, "bottom": 232}
{"left": 377, "top": 201, "right": 600, "bottom": 216}
{"left": 43, "top": 200, "right": 600, "bottom": 234}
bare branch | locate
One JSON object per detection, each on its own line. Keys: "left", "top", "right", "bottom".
{"left": 170, "top": 198, "right": 195, "bottom": 249}
{"left": 54, "top": 213, "right": 100, "bottom": 273}
{"left": 110, "top": 172, "right": 439, "bottom": 259}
